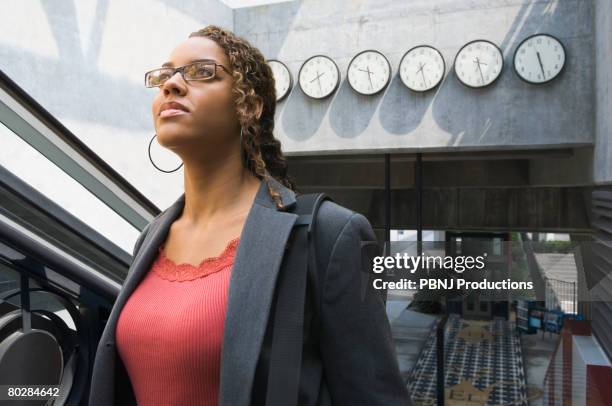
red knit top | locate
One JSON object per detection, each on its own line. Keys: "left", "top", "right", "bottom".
{"left": 115, "top": 237, "right": 240, "bottom": 406}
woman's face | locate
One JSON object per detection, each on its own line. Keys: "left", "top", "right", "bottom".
{"left": 152, "top": 37, "right": 237, "bottom": 156}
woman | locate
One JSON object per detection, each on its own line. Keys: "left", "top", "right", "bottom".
{"left": 88, "top": 25, "right": 411, "bottom": 406}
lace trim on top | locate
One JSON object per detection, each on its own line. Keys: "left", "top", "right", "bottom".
{"left": 153, "top": 237, "right": 240, "bottom": 282}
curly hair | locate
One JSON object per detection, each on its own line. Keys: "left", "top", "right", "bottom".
{"left": 188, "top": 25, "right": 298, "bottom": 209}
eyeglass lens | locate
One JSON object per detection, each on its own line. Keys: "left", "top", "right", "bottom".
{"left": 145, "top": 62, "right": 216, "bottom": 87}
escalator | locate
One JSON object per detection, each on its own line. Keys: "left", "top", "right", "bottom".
{"left": 0, "top": 69, "right": 160, "bottom": 405}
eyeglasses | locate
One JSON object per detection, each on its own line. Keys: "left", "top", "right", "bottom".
{"left": 144, "top": 61, "right": 230, "bottom": 88}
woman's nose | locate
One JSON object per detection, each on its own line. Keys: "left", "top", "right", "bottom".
{"left": 162, "top": 71, "right": 186, "bottom": 96}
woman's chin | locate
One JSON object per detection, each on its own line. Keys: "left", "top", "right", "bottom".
{"left": 156, "top": 131, "right": 192, "bottom": 149}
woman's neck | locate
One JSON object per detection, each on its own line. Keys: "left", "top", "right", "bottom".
{"left": 181, "top": 162, "right": 261, "bottom": 228}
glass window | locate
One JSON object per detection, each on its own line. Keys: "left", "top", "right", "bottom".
{"left": 0, "top": 121, "right": 139, "bottom": 253}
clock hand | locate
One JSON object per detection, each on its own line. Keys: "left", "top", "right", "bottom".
{"left": 366, "top": 65, "right": 374, "bottom": 90}
{"left": 416, "top": 63, "right": 424, "bottom": 86}
{"left": 315, "top": 70, "right": 322, "bottom": 94}
{"left": 536, "top": 51, "right": 545, "bottom": 79}
{"left": 358, "top": 66, "right": 375, "bottom": 75}
{"left": 309, "top": 71, "right": 323, "bottom": 83}
{"left": 475, "top": 57, "right": 485, "bottom": 84}
{"left": 421, "top": 68, "right": 427, "bottom": 88}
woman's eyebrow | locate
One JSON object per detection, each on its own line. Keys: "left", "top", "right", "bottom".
{"left": 162, "top": 58, "right": 219, "bottom": 68}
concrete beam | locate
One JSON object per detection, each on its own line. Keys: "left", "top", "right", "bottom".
{"left": 298, "top": 186, "right": 593, "bottom": 233}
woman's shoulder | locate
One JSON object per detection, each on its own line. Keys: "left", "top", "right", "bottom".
{"left": 311, "top": 198, "right": 377, "bottom": 253}
{"left": 316, "top": 199, "right": 355, "bottom": 228}
{"left": 132, "top": 211, "right": 165, "bottom": 257}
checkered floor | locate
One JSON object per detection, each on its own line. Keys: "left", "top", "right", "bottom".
{"left": 407, "top": 314, "right": 528, "bottom": 405}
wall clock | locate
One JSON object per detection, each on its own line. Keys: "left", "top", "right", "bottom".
{"left": 268, "top": 59, "right": 292, "bottom": 101}
{"left": 513, "top": 33, "right": 566, "bottom": 84}
{"left": 399, "top": 45, "right": 445, "bottom": 92}
{"left": 298, "top": 55, "right": 340, "bottom": 99}
{"left": 347, "top": 50, "right": 391, "bottom": 95}
{"left": 454, "top": 39, "right": 504, "bottom": 88}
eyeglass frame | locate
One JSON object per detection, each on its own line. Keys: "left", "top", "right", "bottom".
{"left": 144, "top": 60, "right": 231, "bottom": 88}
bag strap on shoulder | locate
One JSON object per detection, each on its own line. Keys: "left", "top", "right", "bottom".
{"left": 265, "top": 192, "right": 332, "bottom": 406}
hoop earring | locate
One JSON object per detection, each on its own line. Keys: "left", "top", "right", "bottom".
{"left": 240, "top": 127, "right": 248, "bottom": 168}
{"left": 148, "top": 134, "right": 183, "bottom": 173}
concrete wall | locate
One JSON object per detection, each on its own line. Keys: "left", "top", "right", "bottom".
{"left": 235, "top": 0, "right": 595, "bottom": 154}
{"left": 594, "top": 0, "right": 612, "bottom": 185}
{"left": 0, "top": 0, "right": 601, "bottom": 195}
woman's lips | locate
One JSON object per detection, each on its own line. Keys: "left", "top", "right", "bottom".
{"left": 159, "top": 109, "right": 188, "bottom": 118}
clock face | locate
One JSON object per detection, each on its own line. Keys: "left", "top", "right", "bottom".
{"left": 347, "top": 50, "right": 391, "bottom": 95}
{"left": 513, "top": 33, "right": 566, "bottom": 84}
{"left": 454, "top": 40, "right": 504, "bottom": 88}
{"left": 298, "top": 55, "right": 340, "bottom": 99}
{"left": 268, "top": 60, "right": 292, "bottom": 101}
{"left": 399, "top": 45, "right": 445, "bottom": 92}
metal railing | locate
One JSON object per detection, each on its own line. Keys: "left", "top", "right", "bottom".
{"left": 545, "top": 276, "right": 577, "bottom": 314}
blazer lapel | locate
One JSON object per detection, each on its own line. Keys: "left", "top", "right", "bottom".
{"left": 99, "top": 175, "right": 298, "bottom": 406}
{"left": 219, "top": 176, "right": 298, "bottom": 406}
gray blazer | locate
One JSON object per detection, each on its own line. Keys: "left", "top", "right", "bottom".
{"left": 88, "top": 176, "right": 411, "bottom": 406}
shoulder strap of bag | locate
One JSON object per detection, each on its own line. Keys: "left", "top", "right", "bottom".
{"left": 265, "top": 192, "right": 333, "bottom": 406}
